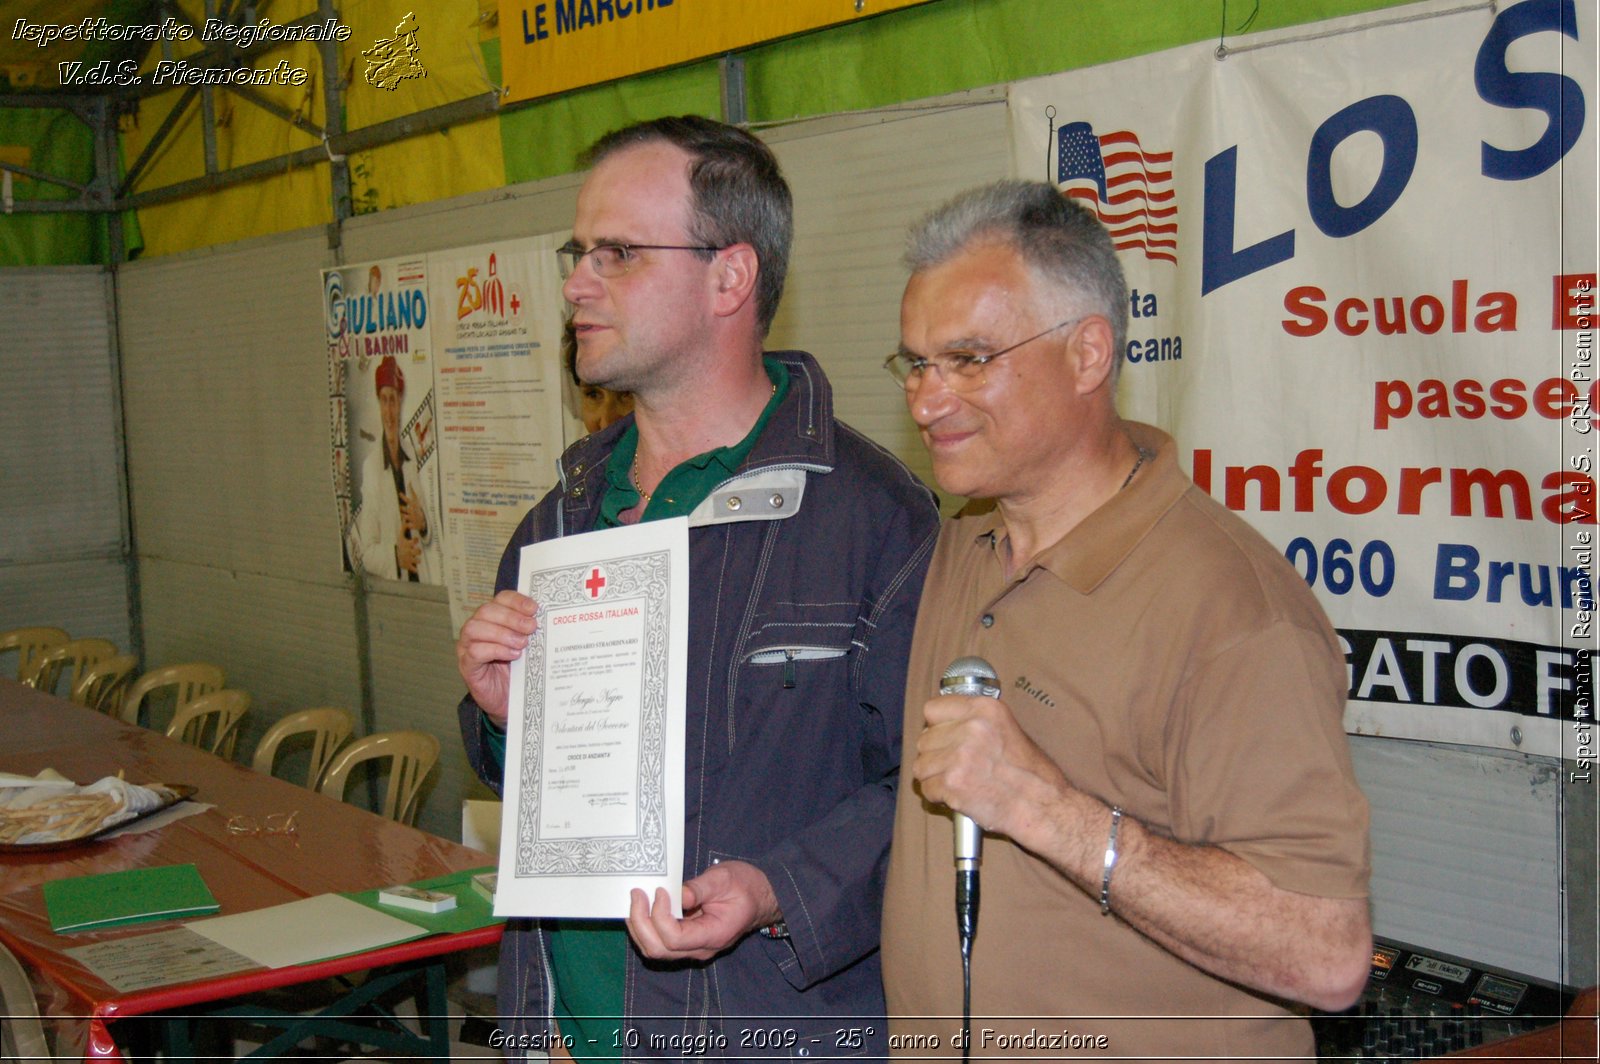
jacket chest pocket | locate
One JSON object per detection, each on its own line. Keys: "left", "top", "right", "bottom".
{"left": 723, "top": 612, "right": 860, "bottom": 759}
{"left": 720, "top": 590, "right": 865, "bottom": 757}
{"left": 744, "top": 644, "right": 850, "bottom": 689}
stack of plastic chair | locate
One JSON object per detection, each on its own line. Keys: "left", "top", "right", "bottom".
{"left": 318, "top": 730, "right": 440, "bottom": 825}
{"left": 165, "top": 689, "right": 252, "bottom": 758}
{"left": 119, "top": 663, "right": 224, "bottom": 728}
{"left": 251, "top": 707, "right": 356, "bottom": 788}
{"left": 28, "top": 638, "right": 118, "bottom": 698}
{"left": 71, "top": 654, "right": 140, "bottom": 716}
{"left": 0, "top": 626, "right": 67, "bottom": 683}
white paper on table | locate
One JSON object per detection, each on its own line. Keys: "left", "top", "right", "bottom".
{"left": 184, "top": 894, "right": 427, "bottom": 969}
{"left": 496, "top": 518, "right": 689, "bottom": 919}
{"left": 102, "top": 799, "right": 212, "bottom": 838}
{"left": 65, "top": 927, "right": 262, "bottom": 993}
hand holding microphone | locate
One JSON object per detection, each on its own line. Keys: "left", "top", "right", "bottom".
{"left": 920, "top": 656, "right": 1093, "bottom": 1058}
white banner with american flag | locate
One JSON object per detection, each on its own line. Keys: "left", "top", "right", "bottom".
{"left": 1009, "top": 0, "right": 1595, "bottom": 758}
{"left": 1054, "top": 123, "right": 1177, "bottom": 266}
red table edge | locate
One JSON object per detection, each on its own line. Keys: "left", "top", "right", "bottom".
{"left": 76, "top": 921, "right": 504, "bottom": 1059}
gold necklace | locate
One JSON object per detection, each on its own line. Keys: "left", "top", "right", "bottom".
{"left": 629, "top": 380, "right": 777, "bottom": 504}
{"left": 630, "top": 460, "right": 651, "bottom": 503}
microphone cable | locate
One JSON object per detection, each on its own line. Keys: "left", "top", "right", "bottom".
{"left": 958, "top": 863, "right": 978, "bottom": 1064}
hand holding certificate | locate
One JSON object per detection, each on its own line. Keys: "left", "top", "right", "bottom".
{"left": 495, "top": 519, "right": 689, "bottom": 919}
{"left": 625, "top": 859, "right": 782, "bottom": 961}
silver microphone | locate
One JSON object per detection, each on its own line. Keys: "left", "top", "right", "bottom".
{"left": 940, "top": 655, "right": 1000, "bottom": 958}
{"left": 939, "top": 655, "right": 1001, "bottom": 869}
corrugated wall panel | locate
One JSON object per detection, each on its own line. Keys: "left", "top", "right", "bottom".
{"left": 1351, "top": 736, "right": 1584, "bottom": 983}
{"left": 136, "top": 555, "right": 361, "bottom": 743}
{"left": 0, "top": 559, "right": 131, "bottom": 660}
{"left": 766, "top": 93, "right": 1011, "bottom": 514}
{"left": 117, "top": 234, "right": 339, "bottom": 575}
{"left": 0, "top": 266, "right": 131, "bottom": 652}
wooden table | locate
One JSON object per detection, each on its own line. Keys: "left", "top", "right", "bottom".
{"left": 0, "top": 679, "right": 501, "bottom": 1060}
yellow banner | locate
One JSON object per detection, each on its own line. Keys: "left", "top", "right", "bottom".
{"left": 498, "top": 0, "right": 930, "bottom": 104}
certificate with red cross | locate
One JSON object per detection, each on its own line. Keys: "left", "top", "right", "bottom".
{"left": 497, "top": 517, "right": 689, "bottom": 919}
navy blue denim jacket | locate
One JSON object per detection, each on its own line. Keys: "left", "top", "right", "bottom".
{"left": 459, "top": 351, "right": 939, "bottom": 1058}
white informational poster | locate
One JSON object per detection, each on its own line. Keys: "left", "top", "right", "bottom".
{"left": 429, "top": 235, "right": 574, "bottom": 633}
{"left": 324, "top": 256, "right": 444, "bottom": 585}
{"left": 1009, "top": 0, "right": 1595, "bottom": 757}
{"left": 496, "top": 519, "right": 690, "bottom": 920}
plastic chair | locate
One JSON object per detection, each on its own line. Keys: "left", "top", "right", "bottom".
{"left": 0, "top": 626, "right": 67, "bottom": 683}
{"left": 251, "top": 707, "right": 356, "bottom": 788}
{"left": 120, "top": 663, "right": 224, "bottom": 728}
{"left": 28, "top": 637, "right": 118, "bottom": 697}
{"left": 70, "top": 654, "right": 140, "bottom": 716}
{"left": 0, "top": 940, "right": 52, "bottom": 1061}
{"left": 318, "top": 730, "right": 440, "bottom": 825}
{"left": 165, "top": 689, "right": 251, "bottom": 759}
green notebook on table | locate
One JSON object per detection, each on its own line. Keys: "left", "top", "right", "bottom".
{"left": 44, "top": 863, "right": 220, "bottom": 933}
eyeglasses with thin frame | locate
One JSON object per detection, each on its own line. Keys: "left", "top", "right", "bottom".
{"left": 226, "top": 811, "right": 299, "bottom": 837}
{"left": 884, "top": 316, "right": 1084, "bottom": 392}
{"left": 556, "top": 241, "right": 726, "bottom": 280}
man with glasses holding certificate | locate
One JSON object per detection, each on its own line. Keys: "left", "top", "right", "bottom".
{"left": 879, "top": 181, "right": 1372, "bottom": 1059}
{"left": 455, "top": 116, "right": 938, "bottom": 1060}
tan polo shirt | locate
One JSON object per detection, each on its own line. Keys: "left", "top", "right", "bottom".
{"left": 881, "top": 422, "right": 1370, "bottom": 1061}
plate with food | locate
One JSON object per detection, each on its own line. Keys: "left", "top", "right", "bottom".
{"left": 0, "top": 773, "right": 196, "bottom": 851}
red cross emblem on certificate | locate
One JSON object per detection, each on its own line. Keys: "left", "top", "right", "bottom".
{"left": 584, "top": 566, "right": 607, "bottom": 599}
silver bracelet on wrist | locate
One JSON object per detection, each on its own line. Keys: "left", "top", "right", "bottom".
{"left": 1100, "top": 806, "right": 1124, "bottom": 916}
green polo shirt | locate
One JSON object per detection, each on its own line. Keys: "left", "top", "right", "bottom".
{"left": 486, "top": 359, "right": 788, "bottom": 1061}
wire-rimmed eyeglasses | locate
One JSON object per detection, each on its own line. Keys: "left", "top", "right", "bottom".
{"left": 226, "top": 811, "right": 299, "bottom": 837}
{"left": 557, "top": 241, "right": 726, "bottom": 280}
{"left": 884, "top": 316, "right": 1083, "bottom": 392}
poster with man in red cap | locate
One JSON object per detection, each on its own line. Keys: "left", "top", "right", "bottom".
{"left": 324, "top": 256, "right": 442, "bottom": 584}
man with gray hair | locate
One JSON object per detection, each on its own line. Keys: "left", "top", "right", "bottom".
{"left": 880, "top": 181, "right": 1372, "bottom": 1059}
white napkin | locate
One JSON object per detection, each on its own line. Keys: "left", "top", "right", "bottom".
{"left": 0, "top": 772, "right": 179, "bottom": 845}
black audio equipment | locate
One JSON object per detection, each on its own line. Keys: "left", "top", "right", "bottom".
{"left": 1312, "top": 937, "right": 1578, "bottom": 1060}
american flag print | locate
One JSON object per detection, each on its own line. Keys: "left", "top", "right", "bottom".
{"left": 1056, "top": 121, "right": 1177, "bottom": 265}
